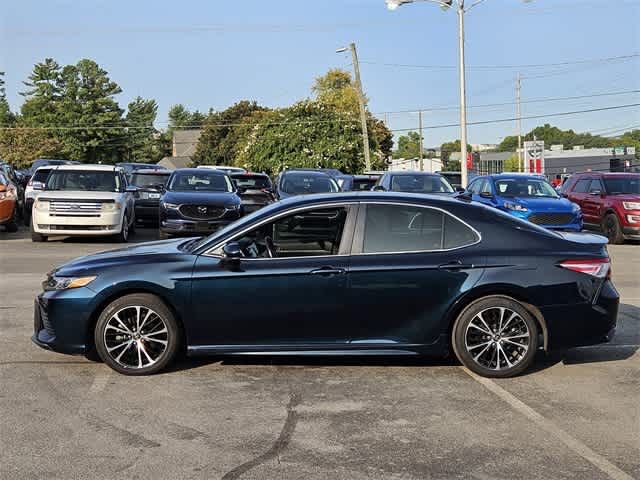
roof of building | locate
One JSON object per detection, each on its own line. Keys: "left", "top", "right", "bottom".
{"left": 173, "top": 130, "right": 202, "bottom": 157}
{"left": 157, "top": 156, "right": 193, "bottom": 170}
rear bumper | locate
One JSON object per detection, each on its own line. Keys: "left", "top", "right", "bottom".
{"left": 543, "top": 280, "right": 619, "bottom": 350}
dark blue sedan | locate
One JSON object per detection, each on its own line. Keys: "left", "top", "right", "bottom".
{"left": 467, "top": 174, "right": 583, "bottom": 231}
{"left": 33, "top": 192, "right": 618, "bottom": 377}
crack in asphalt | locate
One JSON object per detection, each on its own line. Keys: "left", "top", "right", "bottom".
{"left": 221, "top": 392, "right": 302, "bottom": 480}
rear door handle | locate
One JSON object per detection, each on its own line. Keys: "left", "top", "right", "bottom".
{"left": 309, "top": 267, "right": 346, "bottom": 276}
{"left": 438, "top": 260, "right": 473, "bottom": 271}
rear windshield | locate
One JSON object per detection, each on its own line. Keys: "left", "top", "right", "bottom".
{"left": 32, "top": 168, "right": 53, "bottom": 183}
{"left": 131, "top": 173, "right": 170, "bottom": 188}
{"left": 232, "top": 175, "right": 271, "bottom": 189}
{"left": 280, "top": 173, "right": 339, "bottom": 194}
{"left": 604, "top": 177, "right": 640, "bottom": 194}
{"left": 353, "top": 179, "right": 377, "bottom": 191}
{"left": 46, "top": 170, "right": 121, "bottom": 192}
{"left": 390, "top": 175, "right": 454, "bottom": 194}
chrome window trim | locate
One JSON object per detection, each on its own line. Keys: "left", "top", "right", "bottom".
{"left": 354, "top": 201, "right": 482, "bottom": 255}
{"left": 202, "top": 201, "right": 358, "bottom": 259}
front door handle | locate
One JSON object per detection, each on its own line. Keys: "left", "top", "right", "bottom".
{"left": 438, "top": 260, "right": 473, "bottom": 271}
{"left": 309, "top": 267, "right": 346, "bottom": 276}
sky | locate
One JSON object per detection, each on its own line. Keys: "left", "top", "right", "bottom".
{"left": 2, "top": 0, "right": 639, "bottom": 147}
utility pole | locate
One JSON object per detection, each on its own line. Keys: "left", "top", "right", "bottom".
{"left": 457, "top": 1, "right": 469, "bottom": 187}
{"left": 349, "top": 42, "right": 372, "bottom": 172}
{"left": 418, "top": 110, "right": 424, "bottom": 171}
{"left": 516, "top": 73, "right": 523, "bottom": 172}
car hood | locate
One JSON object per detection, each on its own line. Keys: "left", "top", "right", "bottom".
{"left": 608, "top": 193, "right": 640, "bottom": 203}
{"left": 503, "top": 196, "right": 576, "bottom": 211}
{"left": 37, "top": 190, "right": 121, "bottom": 201}
{"left": 162, "top": 191, "right": 240, "bottom": 205}
{"left": 52, "top": 237, "right": 197, "bottom": 277}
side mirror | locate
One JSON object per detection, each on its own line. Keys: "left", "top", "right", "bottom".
{"left": 372, "top": 185, "right": 386, "bottom": 192}
{"left": 223, "top": 241, "right": 242, "bottom": 258}
{"left": 455, "top": 186, "right": 465, "bottom": 193}
{"left": 479, "top": 191, "right": 494, "bottom": 199}
{"left": 589, "top": 190, "right": 602, "bottom": 196}
{"left": 32, "top": 181, "right": 44, "bottom": 191}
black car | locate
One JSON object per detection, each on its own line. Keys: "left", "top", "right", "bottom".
{"left": 230, "top": 172, "right": 275, "bottom": 214}
{"left": 159, "top": 168, "right": 242, "bottom": 239}
{"left": 32, "top": 192, "right": 618, "bottom": 377}
{"left": 374, "top": 171, "right": 456, "bottom": 194}
{"left": 350, "top": 174, "right": 382, "bottom": 191}
{"left": 437, "top": 171, "right": 463, "bottom": 190}
{"left": 129, "top": 168, "right": 171, "bottom": 225}
{"left": 28, "top": 159, "right": 78, "bottom": 177}
{"left": 116, "top": 162, "right": 158, "bottom": 181}
{"left": 275, "top": 169, "right": 340, "bottom": 199}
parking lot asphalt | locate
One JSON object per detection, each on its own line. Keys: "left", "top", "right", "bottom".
{"left": 1, "top": 226, "right": 638, "bottom": 480}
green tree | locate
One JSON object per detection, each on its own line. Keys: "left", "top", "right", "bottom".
{"left": 395, "top": 131, "right": 421, "bottom": 158}
{"left": 20, "top": 58, "right": 62, "bottom": 127}
{"left": 125, "top": 97, "right": 162, "bottom": 162}
{"left": 0, "top": 72, "right": 15, "bottom": 126}
{"left": 167, "top": 104, "right": 206, "bottom": 137}
{"left": 497, "top": 124, "right": 614, "bottom": 152}
{"left": 194, "top": 100, "right": 267, "bottom": 165}
{"left": 440, "top": 139, "right": 471, "bottom": 167}
{"left": 0, "top": 128, "right": 64, "bottom": 168}
{"left": 502, "top": 154, "right": 521, "bottom": 172}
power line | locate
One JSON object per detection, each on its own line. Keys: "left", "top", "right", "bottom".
{"left": 359, "top": 53, "right": 639, "bottom": 71}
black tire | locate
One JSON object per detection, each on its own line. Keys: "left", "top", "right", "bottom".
{"left": 113, "top": 212, "right": 130, "bottom": 242}
{"left": 5, "top": 207, "right": 18, "bottom": 233}
{"left": 602, "top": 213, "right": 624, "bottom": 245}
{"left": 30, "top": 221, "right": 47, "bottom": 242}
{"left": 94, "top": 293, "right": 180, "bottom": 375}
{"left": 452, "top": 295, "right": 539, "bottom": 378}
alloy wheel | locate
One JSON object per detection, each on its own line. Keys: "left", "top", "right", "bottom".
{"left": 464, "top": 307, "right": 530, "bottom": 371}
{"left": 103, "top": 306, "right": 168, "bottom": 369}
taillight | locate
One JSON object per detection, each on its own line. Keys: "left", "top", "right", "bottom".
{"left": 558, "top": 258, "right": 610, "bottom": 279}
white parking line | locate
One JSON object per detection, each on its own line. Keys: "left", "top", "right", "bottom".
{"left": 462, "top": 367, "right": 635, "bottom": 480}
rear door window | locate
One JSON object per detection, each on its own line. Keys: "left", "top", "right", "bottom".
{"left": 572, "top": 179, "right": 591, "bottom": 193}
{"left": 361, "top": 204, "right": 479, "bottom": 253}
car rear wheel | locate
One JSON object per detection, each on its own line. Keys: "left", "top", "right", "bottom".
{"left": 94, "top": 293, "right": 180, "bottom": 375}
{"left": 452, "top": 296, "right": 538, "bottom": 378}
{"left": 602, "top": 213, "right": 624, "bottom": 244}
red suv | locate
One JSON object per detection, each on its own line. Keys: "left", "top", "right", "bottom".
{"left": 563, "top": 172, "right": 640, "bottom": 244}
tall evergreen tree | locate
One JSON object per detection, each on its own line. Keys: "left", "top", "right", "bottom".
{"left": 125, "top": 96, "right": 160, "bottom": 162}
{"left": 0, "top": 71, "right": 16, "bottom": 126}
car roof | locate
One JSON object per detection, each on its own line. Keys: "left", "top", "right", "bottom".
{"left": 230, "top": 172, "right": 269, "bottom": 177}
{"left": 281, "top": 169, "right": 334, "bottom": 177}
{"left": 172, "top": 168, "right": 227, "bottom": 175}
{"left": 272, "top": 191, "right": 469, "bottom": 208}
{"left": 131, "top": 168, "right": 170, "bottom": 174}
{"left": 387, "top": 171, "right": 441, "bottom": 177}
{"left": 51, "top": 164, "right": 120, "bottom": 172}
{"left": 574, "top": 171, "right": 639, "bottom": 177}
{"left": 483, "top": 173, "right": 546, "bottom": 179}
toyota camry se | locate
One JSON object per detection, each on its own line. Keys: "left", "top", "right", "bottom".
{"left": 32, "top": 192, "right": 619, "bottom": 377}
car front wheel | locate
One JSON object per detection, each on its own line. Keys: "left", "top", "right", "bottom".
{"left": 602, "top": 213, "right": 624, "bottom": 244}
{"left": 94, "top": 293, "right": 180, "bottom": 375}
{"left": 452, "top": 296, "right": 539, "bottom": 378}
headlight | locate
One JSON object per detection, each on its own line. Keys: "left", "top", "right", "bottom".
{"left": 43, "top": 275, "right": 96, "bottom": 291}
{"left": 622, "top": 202, "right": 640, "bottom": 210}
{"left": 503, "top": 201, "right": 528, "bottom": 212}
{"left": 571, "top": 203, "right": 581, "bottom": 213}
{"left": 162, "top": 202, "right": 179, "bottom": 209}
{"left": 101, "top": 202, "right": 122, "bottom": 212}
{"left": 35, "top": 200, "right": 50, "bottom": 211}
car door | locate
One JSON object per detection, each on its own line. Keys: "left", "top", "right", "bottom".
{"left": 568, "top": 178, "right": 593, "bottom": 224}
{"left": 582, "top": 179, "right": 604, "bottom": 224}
{"left": 189, "top": 203, "right": 357, "bottom": 348}
{"left": 345, "top": 202, "right": 485, "bottom": 347}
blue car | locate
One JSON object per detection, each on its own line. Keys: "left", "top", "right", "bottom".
{"left": 467, "top": 174, "right": 583, "bottom": 231}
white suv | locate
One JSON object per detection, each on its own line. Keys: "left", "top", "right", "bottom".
{"left": 31, "top": 164, "right": 136, "bottom": 242}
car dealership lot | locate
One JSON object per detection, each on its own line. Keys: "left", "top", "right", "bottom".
{"left": 1, "top": 227, "right": 638, "bottom": 479}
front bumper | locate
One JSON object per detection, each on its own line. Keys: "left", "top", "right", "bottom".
{"left": 32, "top": 289, "right": 96, "bottom": 355}
{"left": 160, "top": 218, "right": 234, "bottom": 234}
{"left": 542, "top": 279, "right": 619, "bottom": 350}
{"left": 0, "top": 199, "right": 16, "bottom": 224}
{"left": 32, "top": 210, "right": 123, "bottom": 235}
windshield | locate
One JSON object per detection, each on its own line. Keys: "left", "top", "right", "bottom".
{"left": 46, "top": 170, "right": 121, "bottom": 192}
{"left": 281, "top": 173, "right": 339, "bottom": 194}
{"left": 604, "top": 177, "right": 640, "bottom": 194}
{"left": 131, "top": 173, "right": 170, "bottom": 188}
{"left": 232, "top": 175, "right": 271, "bottom": 189}
{"left": 168, "top": 171, "right": 233, "bottom": 192}
{"left": 494, "top": 178, "right": 558, "bottom": 198}
{"left": 390, "top": 175, "right": 454, "bottom": 194}
{"left": 32, "top": 168, "right": 53, "bottom": 183}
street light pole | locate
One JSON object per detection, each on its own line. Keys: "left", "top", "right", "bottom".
{"left": 457, "top": 1, "right": 469, "bottom": 186}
